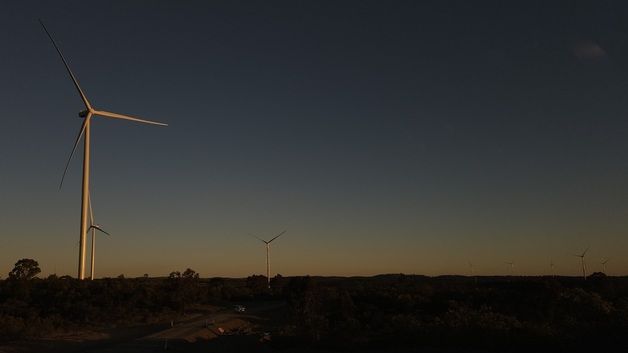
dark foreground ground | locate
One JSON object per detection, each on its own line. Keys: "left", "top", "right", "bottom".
{"left": 1, "top": 274, "right": 628, "bottom": 352}
{"left": 1, "top": 301, "right": 283, "bottom": 353}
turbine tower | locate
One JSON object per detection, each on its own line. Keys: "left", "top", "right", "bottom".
{"left": 505, "top": 261, "right": 515, "bottom": 276}
{"left": 574, "top": 247, "right": 589, "bottom": 280}
{"left": 601, "top": 258, "right": 610, "bottom": 274}
{"left": 252, "top": 230, "right": 286, "bottom": 288}
{"left": 40, "top": 20, "right": 167, "bottom": 279}
{"left": 88, "top": 191, "right": 110, "bottom": 281}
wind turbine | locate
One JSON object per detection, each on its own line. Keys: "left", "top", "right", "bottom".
{"left": 601, "top": 258, "right": 610, "bottom": 274}
{"left": 88, "top": 191, "right": 110, "bottom": 281}
{"left": 468, "top": 261, "right": 477, "bottom": 285}
{"left": 550, "top": 259, "right": 555, "bottom": 277}
{"left": 574, "top": 247, "right": 589, "bottom": 280}
{"left": 252, "top": 230, "right": 286, "bottom": 289}
{"left": 505, "top": 261, "right": 515, "bottom": 276}
{"left": 40, "top": 20, "right": 167, "bottom": 279}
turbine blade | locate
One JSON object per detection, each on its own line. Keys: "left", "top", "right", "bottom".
{"left": 268, "top": 230, "right": 286, "bottom": 243}
{"left": 94, "top": 110, "right": 168, "bottom": 126}
{"left": 249, "top": 234, "right": 268, "bottom": 244}
{"left": 59, "top": 115, "right": 90, "bottom": 189}
{"left": 89, "top": 225, "right": 110, "bottom": 236}
{"left": 88, "top": 190, "right": 94, "bottom": 225}
{"left": 96, "top": 227, "right": 110, "bottom": 236}
{"left": 39, "top": 19, "right": 91, "bottom": 110}
{"left": 582, "top": 247, "right": 590, "bottom": 257}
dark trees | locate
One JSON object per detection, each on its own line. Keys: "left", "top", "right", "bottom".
{"left": 166, "top": 268, "right": 200, "bottom": 313}
{"left": 8, "top": 259, "right": 41, "bottom": 280}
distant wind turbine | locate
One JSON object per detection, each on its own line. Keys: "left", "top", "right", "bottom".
{"left": 468, "top": 261, "right": 477, "bottom": 285}
{"left": 40, "top": 20, "right": 167, "bottom": 279}
{"left": 574, "top": 247, "right": 589, "bottom": 280}
{"left": 252, "top": 230, "right": 286, "bottom": 289}
{"left": 550, "top": 259, "right": 555, "bottom": 277}
{"left": 505, "top": 261, "right": 515, "bottom": 276}
{"left": 601, "top": 258, "right": 610, "bottom": 274}
{"left": 88, "top": 191, "right": 110, "bottom": 281}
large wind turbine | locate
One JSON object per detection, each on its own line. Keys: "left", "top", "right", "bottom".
{"left": 88, "top": 192, "right": 110, "bottom": 281}
{"left": 252, "top": 230, "right": 286, "bottom": 288}
{"left": 574, "top": 247, "right": 589, "bottom": 280}
{"left": 40, "top": 20, "right": 167, "bottom": 279}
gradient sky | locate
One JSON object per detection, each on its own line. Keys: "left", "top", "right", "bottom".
{"left": 2, "top": 1, "right": 628, "bottom": 278}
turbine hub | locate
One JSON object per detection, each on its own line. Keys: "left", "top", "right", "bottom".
{"left": 78, "top": 110, "right": 89, "bottom": 118}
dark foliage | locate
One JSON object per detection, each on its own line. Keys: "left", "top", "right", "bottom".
{"left": 2, "top": 260, "right": 628, "bottom": 352}
{"left": 166, "top": 268, "right": 201, "bottom": 314}
{"left": 0, "top": 264, "right": 208, "bottom": 341}
{"left": 0, "top": 264, "right": 287, "bottom": 342}
{"left": 278, "top": 275, "right": 628, "bottom": 351}
{"left": 8, "top": 259, "right": 41, "bottom": 281}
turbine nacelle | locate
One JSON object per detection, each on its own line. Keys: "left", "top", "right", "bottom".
{"left": 78, "top": 109, "right": 89, "bottom": 118}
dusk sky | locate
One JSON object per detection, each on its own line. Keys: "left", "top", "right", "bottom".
{"left": 2, "top": 1, "right": 628, "bottom": 278}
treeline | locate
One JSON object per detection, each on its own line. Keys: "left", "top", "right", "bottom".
{"left": 0, "top": 259, "right": 282, "bottom": 341}
{"left": 278, "top": 274, "right": 628, "bottom": 351}
{"left": 3, "top": 258, "right": 628, "bottom": 351}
